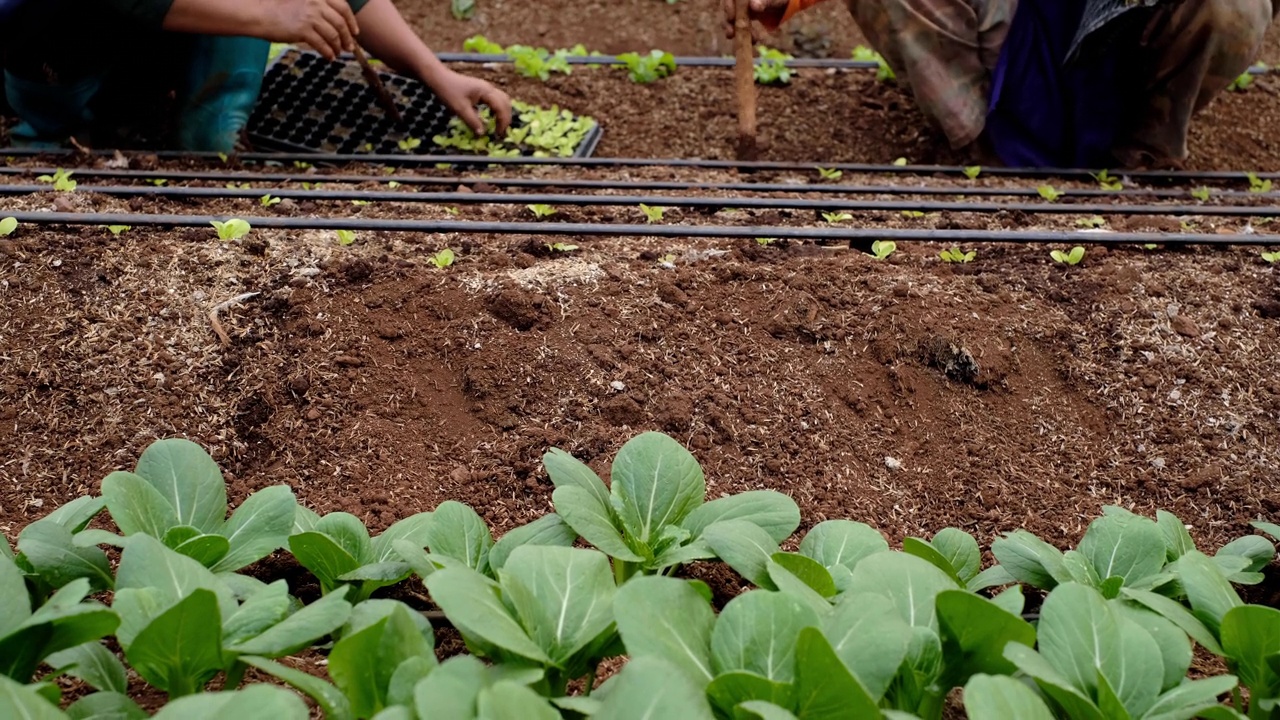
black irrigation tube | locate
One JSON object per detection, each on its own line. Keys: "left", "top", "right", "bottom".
{"left": 8, "top": 184, "right": 1277, "bottom": 218}
{"left": 2, "top": 166, "right": 1275, "bottom": 201}
{"left": 5, "top": 210, "right": 1275, "bottom": 245}
{"left": 6, "top": 149, "right": 1278, "bottom": 183}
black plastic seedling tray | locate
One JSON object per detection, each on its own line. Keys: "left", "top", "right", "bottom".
{"left": 246, "top": 48, "right": 601, "bottom": 157}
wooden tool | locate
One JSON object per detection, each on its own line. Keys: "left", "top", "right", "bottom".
{"left": 733, "top": 0, "right": 759, "bottom": 161}
{"left": 352, "top": 46, "right": 405, "bottom": 126}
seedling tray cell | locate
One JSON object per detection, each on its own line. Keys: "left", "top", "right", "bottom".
{"left": 247, "top": 48, "right": 601, "bottom": 158}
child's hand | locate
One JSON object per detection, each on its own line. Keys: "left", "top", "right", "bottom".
{"left": 431, "top": 70, "right": 512, "bottom": 137}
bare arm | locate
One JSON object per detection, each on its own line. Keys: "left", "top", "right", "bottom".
{"left": 162, "top": 0, "right": 358, "bottom": 59}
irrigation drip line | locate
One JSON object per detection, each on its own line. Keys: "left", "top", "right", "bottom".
{"left": 6, "top": 149, "right": 1277, "bottom": 183}
{"left": 2, "top": 167, "right": 1273, "bottom": 201}
{"left": 5, "top": 210, "right": 1274, "bottom": 246}
{"left": 7, "top": 184, "right": 1276, "bottom": 218}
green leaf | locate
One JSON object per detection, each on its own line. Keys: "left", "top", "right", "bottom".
{"left": 738, "top": 700, "right": 800, "bottom": 720}
{"left": 150, "top": 685, "right": 308, "bottom": 720}
{"left": 1172, "top": 550, "right": 1242, "bottom": 635}
{"left": 222, "top": 581, "right": 291, "bottom": 646}
{"left": 595, "top": 656, "right": 716, "bottom": 720}
{"left": 370, "top": 512, "right": 435, "bottom": 563}
{"left": 133, "top": 438, "right": 228, "bottom": 534}
{"left": 1004, "top": 643, "right": 1106, "bottom": 720}
{"left": 711, "top": 590, "right": 820, "bottom": 682}
{"left": 242, "top": 655, "right": 354, "bottom": 720}
{"left": 101, "top": 471, "right": 178, "bottom": 539}
{"left": 1141, "top": 675, "right": 1239, "bottom": 720}
{"left": 113, "top": 534, "right": 236, "bottom": 647}
{"left": 161, "top": 526, "right": 201, "bottom": 550}
{"left": 0, "top": 554, "right": 31, "bottom": 637}
{"left": 706, "top": 672, "right": 795, "bottom": 718}
{"left": 500, "top": 545, "right": 616, "bottom": 665}
{"left": 771, "top": 553, "right": 837, "bottom": 598}
{"left": 288, "top": 532, "right": 361, "bottom": 594}
{"left": 337, "top": 561, "right": 412, "bottom": 584}
{"left": 213, "top": 486, "right": 296, "bottom": 572}
{"left": 1216, "top": 535, "right": 1275, "bottom": 575}
{"left": 173, "top": 534, "right": 230, "bottom": 567}
{"left": 125, "top": 588, "right": 224, "bottom": 696}
{"left": 991, "top": 530, "right": 1069, "bottom": 590}
{"left": 680, "top": 491, "right": 801, "bottom": 544}
{"left": 425, "top": 502, "right": 492, "bottom": 574}
{"left": 609, "top": 432, "right": 705, "bottom": 545}
{"left": 315, "top": 513, "right": 373, "bottom": 564}
{"left": 227, "top": 588, "right": 351, "bottom": 657}
{"left": 1221, "top": 605, "right": 1280, "bottom": 702}
{"left": 704, "top": 520, "right": 780, "bottom": 589}
{"left": 1121, "top": 587, "right": 1224, "bottom": 655}
{"left": 65, "top": 691, "right": 146, "bottom": 720}
{"left": 476, "top": 680, "right": 560, "bottom": 720}
{"left": 793, "top": 626, "right": 880, "bottom": 719}
{"left": 45, "top": 642, "right": 128, "bottom": 693}
{"left": 962, "top": 674, "right": 1056, "bottom": 719}
{"left": 798, "top": 517, "right": 890, "bottom": 573}
{"left": 1156, "top": 511, "right": 1196, "bottom": 561}
{"left": 413, "top": 655, "right": 487, "bottom": 720}
{"left": 292, "top": 506, "right": 321, "bottom": 534}
{"left": 845, "top": 552, "right": 957, "bottom": 630}
{"left": 931, "top": 529, "right": 982, "bottom": 583}
{"left": 902, "top": 537, "right": 965, "bottom": 586}
{"left": 43, "top": 496, "right": 107, "bottom": 534}
{"left": 489, "top": 514, "right": 578, "bottom": 572}
{"left": 969, "top": 564, "right": 1017, "bottom": 593}
{"left": 822, "top": 593, "right": 909, "bottom": 701}
{"left": 425, "top": 567, "right": 551, "bottom": 664}
{"left": 552, "top": 486, "right": 642, "bottom": 563}
{"left": 17, "top": 522, "right": 114, "bottom": 591}
{"left": 1113, "top": 614, "right": 1163, "bottom": 716}
{"left": 1078, "top": 509, "right": 1167, "bottom": 587}
{"left": 328, "top": 615, "right": 391, "bottom": 718}
{"left": 936, "top": 590, "right": 1036, "bottom": 688}
{"left": 614, "top": 576, "right": 715, "bottom": 684}
{"left": 0, "top": 675, "right": 65, "bottom": 720}
{"left": 543, "top": 447, "right": 612, "bottom": 510}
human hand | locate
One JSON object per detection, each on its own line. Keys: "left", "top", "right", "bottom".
{"left": 722, "top": 0, "right": 789, "bottom": 39}
{"left": 430, "top": 70, "right": 512, "bottom": 137}
{"left": 256, "top": 0, "right": 360, "bottom": 60}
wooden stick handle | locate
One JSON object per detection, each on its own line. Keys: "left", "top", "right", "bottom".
{"left": 353, "top": 46, "right": 406, "bottom": 127}
{"left": 733, "top": 0, "right": 759, "bottom": 161}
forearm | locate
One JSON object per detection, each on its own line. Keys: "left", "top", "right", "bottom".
{"left": 160, "top": 0, "right": 263, "bottom": 34}
{"left": 354, "top": 0, "right": 448, "bottom": 83}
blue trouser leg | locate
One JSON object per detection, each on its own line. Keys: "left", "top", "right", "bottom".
{"left": 4, "top": 71, "right": 102, "bottom": 148}
{"left": 176, "top": 35, "right": 271, "bottom": 152}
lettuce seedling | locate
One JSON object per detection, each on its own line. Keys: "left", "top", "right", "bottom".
{"left": 149, "top": 178, "right": 167, "bottom": 187}
{"left": 852, "top": 45, "right": 895, "bottom": 82}
{"left": 639, "top": 204, "right": 666, "bottom": 223}
{"left": 962, "top": 166, "right": 982, "bottom": 180}
{"left": 398, "top": 137, "right": 422, "bottom": 152}
{"left": 1229, "top": 72, "right": 1254, "bottom": 91}
{"left": 259, "top": 194, "right": 281, "bottom": 207}
{"left": 1262, "top": 249, "right": 1280, "bottom": 263}
{"left": 37, "top": 168, "right": 76, "bottom": 192}
{"left": 1191, "top": 186, "right": 1211, "bottom": 202}
{"left": 430, "top": 248, "right": 456, "bottom": 269}
{"left": 351, "top": 199, "right": 371, "bottom": 206}
{"left": 868, "top": 240, "right": 896, "bottom": 260}
{"left": 1037, "top": 185, "right": 1064, "bottom": 201}
{"left": 105, "top": 225, "right": 130, "bottom": 236}
{"left": 527, "top": 204, "right": 557, "bottom": 219}
{"left": 817, "top": 167, "right": 842, "bottom": 181}
{"left": 754, "top": 46, "right": 793, "bottom": 85}
{"left": 0, "top": 217, "right": 17, "bottom": 236}
{"left": 508, "top": 45, "right": 572, "bottom": 80}
{"left": 451, "top": 0, "right": 474, "bottom": 20}
{"left": 893, "top": 157, "right": 908, "bottom": 167}
{"left": 757, "top": 237, "right": 776, "bottom": 246}
{"left": 211, "top": 219, "right": 251, "bottom": 241}
{"left": 616, "top": 50, "right": 676, "bottom": 83}
{"left": 1247, "top": 172, "right": 1273, "bottom": 193}
{"left": 547, "top": 242, "right": 578, "bottom": 252}
{"left": 290, "top": 508, "right": 434, "bottom": 603}
{"left": 228, "top": 182, "right": 252, "bottom": 190}
{"left": 97, "top": 438, "right": 298, "bottom": 573}
{"left": 939, "top": 247, "right": 975, "bottom": 263}
{"left": 1076, "top": 215, "right": 1106, "bottom": 228}
{"left": 901, "top": 210, "right": 926, "bottom": 218}
{"left": 463, "top": 35, "right": 504, "bottom": 54}
{"left": 336, "top": 230, "right": 356, "bottom": 246}
{"left": 1093, "top": 169, "right": 1123, "bottom": 191}
{"left": 387, "top": 180, "right": 402, "bottom": 188}
{"left": 822, "top": 211, "right": 853, "bottom": 223}
{"left": 1050, "top": 246, "right": 1085, "bottom": 265}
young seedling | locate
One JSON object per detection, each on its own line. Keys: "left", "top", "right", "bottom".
{"left": 658, "top": 253, "right": 678, "bottom": 267}
{"left": 148, "top": 178, "right": 168, "bottom": 187}
{"left": 508, "top": 45, "right": 572, "bottom": 80}
{"left": 293, "top": 161, "right": 313, "bottom": 170}
{"left": 546, "top": 242, "right": 579, "bottom": 253}
{"left": 901, "top": 210, "right": 926, "bottom": 218}
{"left": 816, "top": 167, "right": 843, "bottom": 181}
{"left": 1143, "top": 243, "right": 1159, "bottom": 250}
{"left": 387, "top": 180, "right": 402, "bottom": 189}
{"left": 756, "top": 237, "right": 776, "bottom": 246}
{"left": 892, "top": 157, "right": 908, "bottom": 167}
{"left": 939, "top": 247, "right": 975, "bottom": 263}
{"left": 0, "top": 217, "right": 17, "bottom": 236}
{"left": 451, "top": 0, "right": 474, "bottom": 20}
{"left": 1037, "top": 184, "right": 1064, "bottom": 202}
{"left": 527, "top": 204, "right": 557, "bottom": 219}
{"left": 1092, "top": 169, "right": 1123, "bottom": 192}
{"left": 1191, "top": 186, "right": 1212, "bottom": 202}
{"left": 1247, "top": 172, "right": 1273, "bottom": 194}
{"left": 1050, "top": 246, "right": 1086, "bottom": 266}
{"left": 259, "top": 194, "right": 281, "bottom": 208}
{"left": 852, "top": 45, "right": 896, "bottom": 82}
{"left": 640, "top": 204, "right": 666, "bottom": 223}
{"left": 962, "top": 166, "right": 982, "bottom": 180}
{"left": 430, "top": 248, "right": 456, "bottom": 269}
{"left": 1229, "top": 72, "right": 1255, "bottom": 92}
{"left": 398, "top": 137, "right": 423, "bottom": 152}
{"left": 105, "top": 225, "right": 130, "bottom": 236}
{"left": 351, "top": 199, "right": 371, "bottom": 207}
{"left": 616, "top": 50, "right": 676, "bottom": 83}
{"left": 37, "top": 168, "right": 76, "bottom": 192}
{"left": 444, "top": 207, "right": 460, "bottom": 216}
{"left": 227, "top": 182, "right": 252, "bottom": 190}
{"left": 336, "top": 230, "right": 357, "bottom": 246}
{"left": 822, "top": 211, "right": 853, "bottom": 224}
{"left": 211, "top": 219, "right": 252, "bottom": 241}
{"left": 1075, "top": 216, "right": 1106, "bottom": 228}
{"left": 868, "top": 240, "right": 897, "bottom": 260}
{"left": 754, "top": 46, "right": 793, "bottom": 85}
{"left": 1262, "top": 249, "right": 1280, "bottom": 263}
{"left": 217, "top": 152, "right": 229, "bottom": 163}
{"left": 463, "top": 35, "right": 505, "bottom": 54}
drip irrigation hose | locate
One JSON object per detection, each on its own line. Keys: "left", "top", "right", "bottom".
{"left": 4, "top": 184, "right": 1276, "bottom": 218}
{"left": 5, "top": 149, "right": 1277, "bottom": 183}
{"left": 1, "top": 166, "right": 1272, "bottom": 200}
{"left": 4, "top": 210, "right": 1274, "bottom": 245}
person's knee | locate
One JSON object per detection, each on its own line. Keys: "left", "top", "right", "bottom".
{"left": 1204, "top": 0, "right": 1271, "bottom": 51}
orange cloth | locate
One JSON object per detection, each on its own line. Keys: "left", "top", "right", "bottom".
{"left": 758, "top": 0, "right": 829, "bottom": 30}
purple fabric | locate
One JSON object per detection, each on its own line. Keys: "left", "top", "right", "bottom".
{"left": 986, "top": 0, "right": 1134, "bottom": 168}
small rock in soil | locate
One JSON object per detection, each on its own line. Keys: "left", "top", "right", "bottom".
{"left": 1171, "top": 315, "right": 1201, "bottom": 338}
{"left": 305, "top": 408, "right": 322, "bottom": 421}
{"left": 334, "top": 355, "right": 363, "bottom": 368}
{"left": 289, "top": 376, "right": 310, "bottom": 394}
{"left": 601, "top": 396, "right": 644, "bottom": 426}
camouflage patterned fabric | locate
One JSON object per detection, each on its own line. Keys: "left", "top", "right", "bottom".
{"left": 845, "top": 0, "right": 1277, "bottom": 164}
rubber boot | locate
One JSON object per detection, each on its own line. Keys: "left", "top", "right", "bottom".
{"left": 4, "top": 70, "right": 102, "bottom": 148}
{"left": 176, "top": 36, "right": 270, "bottom": 153}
